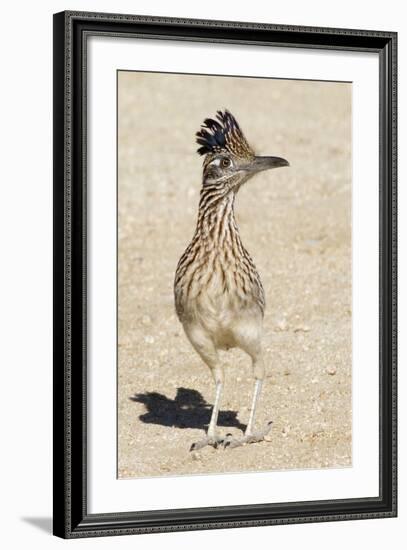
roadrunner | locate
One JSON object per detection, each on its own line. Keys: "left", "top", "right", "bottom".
{"left": 174, "top": 110, "right": 289, "bottom": 450}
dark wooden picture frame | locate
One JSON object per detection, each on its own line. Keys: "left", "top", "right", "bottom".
{"left": 53, "top": 10, "right": 397, "bottom": 538}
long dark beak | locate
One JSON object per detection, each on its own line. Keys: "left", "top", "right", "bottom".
{"left": 248, "top": 156, "right": 290, "bottom": 173}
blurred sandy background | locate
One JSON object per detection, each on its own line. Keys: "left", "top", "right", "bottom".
{"left": 117, "top": 71, "right": 351, "bottom": 478}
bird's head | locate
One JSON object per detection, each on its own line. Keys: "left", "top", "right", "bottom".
{"left": 196, "top": 110, "right": 289, "bottom": 191}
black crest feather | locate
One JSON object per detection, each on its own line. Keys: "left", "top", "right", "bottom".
{"left": 196, "top": 110, "right": 254, "bottom": 159}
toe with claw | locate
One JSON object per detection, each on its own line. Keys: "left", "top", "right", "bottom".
{"left": 224, "top": 421, "right": 273, "bottom": 449}
{"left": 190, "top": 432, "right": 232, "bottom": 451}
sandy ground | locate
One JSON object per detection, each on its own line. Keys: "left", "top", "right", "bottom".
{"left": 117, "top": 71, "right": 352, "bottom": 478}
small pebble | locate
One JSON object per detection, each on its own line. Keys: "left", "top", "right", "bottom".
{"left": 144, "top": 335, "right": 154, "bottom": 344}
{"left": 274, "top": 316, "right": 288, "bottom": 331}
{"left": 294, "top": 325, "right": 311, "bottom": 333}
{"left": 282, "top": 426, "right": 291, "bottom": 437}
{"left": 326, "top": 366, "right": 337, "bottom": 375}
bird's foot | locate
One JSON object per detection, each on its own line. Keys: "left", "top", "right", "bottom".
{"left": 190, "top": 433, "right": 232, "bottom": 452}
{"left": 224, "top": 421, "right": 273, "bottom": 449}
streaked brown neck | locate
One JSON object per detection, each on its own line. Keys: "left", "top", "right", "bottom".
{"left": 195, "top": 180, "right": 241, "bottom": 251}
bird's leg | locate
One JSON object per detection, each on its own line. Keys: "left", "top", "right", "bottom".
{"left": 245, "top": 378, "right": 263, "bottom": 436}
{"left": 185, "top": 326, "right": 226, "bottom": 451}
{"left": 226, "top": 357, "right": 272, "bottom": 448}
{"left": 190, "top": 366, "right": 227, "bottom": 451}
{"left": 243, "top": 378, "right": 273, "bottom": 441}
{"left": 207, "top": 380, "right": 222, "bottom": 439}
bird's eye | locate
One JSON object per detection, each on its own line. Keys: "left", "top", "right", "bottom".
{"left": 221, "top": 158, "right": 231, "bottom": 168}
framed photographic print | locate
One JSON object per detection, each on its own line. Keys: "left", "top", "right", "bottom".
{"left": 53, "top": 11, "right": 397, "bottom": 538}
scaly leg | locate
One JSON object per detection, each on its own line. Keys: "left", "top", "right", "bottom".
{"left": 244, "top": 378, "right": 273, "bottom": 440}
{"left": 226, "top": 358, "right": 272, "bottom": 448}
{"left": 190, "top": 377, "right": 226, "bottom": 451}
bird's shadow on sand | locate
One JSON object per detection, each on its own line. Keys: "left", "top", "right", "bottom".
{"left": 130, "top": 387, "right": 246, "bottom": 432}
